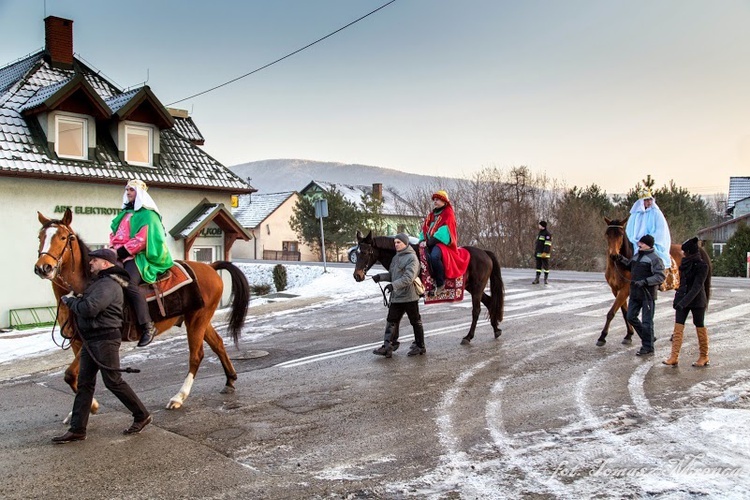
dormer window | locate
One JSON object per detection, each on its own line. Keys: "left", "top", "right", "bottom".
{"left": 125, "top": 124, "right": 153, "bottom": 166}
{"left": 55, "top": 115, "right": 88, "bottom": 160}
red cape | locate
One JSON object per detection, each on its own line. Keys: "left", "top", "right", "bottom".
{"left": 421, "top": 204, "right": 470, "bottom": 278}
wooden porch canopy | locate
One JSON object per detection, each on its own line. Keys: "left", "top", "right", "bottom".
{"left": 170, "top": 199, "right": 251, "bottom": 260}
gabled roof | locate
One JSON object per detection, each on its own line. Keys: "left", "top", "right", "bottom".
{"left": 105, "top": 85, "right": 174, "bottom": 129}
{"left": 20, "top": 73, "right": 111, "bottom": 119}
{"left": 0, "top": 50, "right": 252, "bottom": 193}
{"left": 300, "top": 180, "right": 414, "bottom": 217}
{"left": 728, "top": 177, "right": 750, "bottom": 210}
{"left": 232, "top": 191, "right": 296, "bottom": 228}
{"left": 170, "top": 198, "right": 251, "bottom": 240}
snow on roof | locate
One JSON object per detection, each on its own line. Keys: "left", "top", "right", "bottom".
{"left": 0, "top": 51, "right": 251, "bottom": 193}
{"left": 232, "top": 191, "right": 295, "bottom": 228}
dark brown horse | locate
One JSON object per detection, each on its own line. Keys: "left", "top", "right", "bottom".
{"left": 352, "top": 230, "right": 504, "bottom": 344}
{"left": 35, "top": 208, "right": 250, "bottom": 410}
{"left": 597, "top": 216, "right": 709, "bottom": 346}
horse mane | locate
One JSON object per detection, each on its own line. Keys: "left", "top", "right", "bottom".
{"left": 371, "top": 235, "right": 396, "bottom": 251}
{"left": 42, "top": 219, "right": 92, "bottom": 281}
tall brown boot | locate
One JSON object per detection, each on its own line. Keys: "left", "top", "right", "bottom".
{"left": 692, "top": 326, "right": 710, "bottom": 367}
{"left": 662, "top": 323, "right": 684, "bottom": 366}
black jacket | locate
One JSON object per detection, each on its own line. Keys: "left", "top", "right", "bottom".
{"left": 673, "top": 253, "right": 709, "bottom": 309}
{"left": 65, "top": 266, "right": 130, "bottom": 341}
{"left": 534, "top": 229, "right": 552, "bottom": 257}
{"left": 621, "top": 248, "right": 665, "bottom": 301}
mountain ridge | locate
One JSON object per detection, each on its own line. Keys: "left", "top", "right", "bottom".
{"left": 228, "top": 159, "right": 449, "bottom": 195}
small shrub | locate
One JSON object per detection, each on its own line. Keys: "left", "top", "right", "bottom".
{"left": 251, "top": 284, "right": 272, "bottom": 296}
{"left": 273, "top": 264, "right": 288, "bottom": 292}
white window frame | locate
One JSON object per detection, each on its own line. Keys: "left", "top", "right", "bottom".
{"left": 55, "top": 115, "right": 88, "bottom": 160}
{"left": 192, "top": 245, "right": 222, "bottom": 263}
{"left": 125, "top": 124, "right": 153, "bottom": 167}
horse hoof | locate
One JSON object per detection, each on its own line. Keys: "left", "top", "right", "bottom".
{"left": 167, "top": 400, "right": 182, "bottom": 410}
{"left": 621, "top": 337, "right": 632, "bottom": 345}
{"left": 494, "top": 329, "right": 502, "bottom": 339}
{"left": 220, "top": 386, "right": 236, "bottom": 395}
{"left": 460, "top": 338, "right": 471, "bottom": 345}
{"left": 596, "top": 339, "right": 606, "bottom": 347}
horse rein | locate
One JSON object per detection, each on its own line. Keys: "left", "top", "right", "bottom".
{"left": 38, "top": 223, "right": 77, "bottom": 293}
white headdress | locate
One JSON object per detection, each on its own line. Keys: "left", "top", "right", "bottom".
{"left": 123, "top": 179, "right": 160, "bottom": 213}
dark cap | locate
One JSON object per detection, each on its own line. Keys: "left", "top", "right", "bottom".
{"left": 394, "top": 233, "right": 410, "bottom": 246}
{"left": 681, "top": 237, "right": 700, "bottom": 256}
{"left": 638, "top": 234, "right": 655, "bottom": 248}
{"left": 539, "top": 220, "right": 547, "bottom": 228}
{"left": 89, "top": 248, "right": 119, "bottom": 265}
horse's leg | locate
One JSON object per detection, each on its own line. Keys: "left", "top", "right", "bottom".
{"left": 167, "top": 312, "right": 209, "bottom": 410}
{"left": 620, "top": 302, "right": 635, "bottom": 344}
{"left": 203, "top": 323, "right": 238, "bottom": 394}
{"left": 480, "top": 292, "right": 501, "bottom": 338}
{"left": 461, "top": 294, "right": 482, "bottom": 345}
{"left": 62, "top": 339, "right": 99, "bottom": 424}
{"left": 597, "top": 289, "right": 621, "bottom": 346}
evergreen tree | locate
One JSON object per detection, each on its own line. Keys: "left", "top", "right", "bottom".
{"left": 714, "top": 224, "right": 750, "bottom": 277}
{"left": 290, "top": 187, "right": 365, "bottom": 260}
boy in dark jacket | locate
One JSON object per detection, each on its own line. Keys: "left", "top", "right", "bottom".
{"left": 616, "top": 234, "right": 666, "bottom": 356}
{"left": 52, "top": 248, "right": 151, "bottom": 444}
{"left": 663, "top": 237, "right": 711, "bottom": 367}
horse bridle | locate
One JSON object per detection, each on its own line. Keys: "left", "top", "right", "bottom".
{"left": 38, "top": 223, "right": 77, "bottom": 292}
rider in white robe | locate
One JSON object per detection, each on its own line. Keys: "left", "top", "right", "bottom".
{"left": 626, "top": 189, "right": 671, "bottom": 268}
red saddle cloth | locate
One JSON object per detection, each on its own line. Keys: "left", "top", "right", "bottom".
{"left": 419, "top": 245, "right": 466, "bottom": 304}
{"left": 142, "top": 261, "right": 194, "bottom": 301}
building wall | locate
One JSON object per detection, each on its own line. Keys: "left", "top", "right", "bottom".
{"left": 1, "top": 177, "right": 233, "bottom": 328}
{"left": 232, "top": 194, "right": 318, "bottom": 262}
{"left": 735, "top": 198, "right": 750, "bottom": 218}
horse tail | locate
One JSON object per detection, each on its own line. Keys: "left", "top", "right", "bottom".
{"left": 484, "top": 250, "right": 505, "bottom": 324}
{"left": 211, "top": 261, "right": 250, "bottom": 345}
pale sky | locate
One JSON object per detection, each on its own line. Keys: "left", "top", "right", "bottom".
{"left": 1, "top": 0, "right": 749, "bottom": 195}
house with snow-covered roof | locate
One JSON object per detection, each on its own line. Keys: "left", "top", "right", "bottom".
{"left": 299, "top": 180, "right": 421, "bottom": 237}
{"left": 231, "top": 191, "right": 318, "bottom": 261}
{"left": 0, "top": 16, "right": 253, "bottom": 328}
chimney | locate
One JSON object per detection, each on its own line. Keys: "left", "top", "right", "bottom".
{"left": 372, "top": 183, "right": 383, "bottom": 200}
{"left": 45, "top": 16, "right": 74, "bottom": 69}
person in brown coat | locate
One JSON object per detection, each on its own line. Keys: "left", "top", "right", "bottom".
{"left": 663, "top": 237, "right": 711, "bottom": 367}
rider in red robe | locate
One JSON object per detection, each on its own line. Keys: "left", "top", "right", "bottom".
{"left": 419, "top": 190, "right": 470, "bottom": 293}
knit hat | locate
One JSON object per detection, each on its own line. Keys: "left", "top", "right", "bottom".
{"left": 89, "top": 248, "right": 119, "bottom": 266}
{"left": 539, "top": 220, "right": 547, "bottom": 228}
{"left": 638, "top": 234, "right": 655, "bottom": 248}
{"left": 394, "top": 233, "right": 410, "bottom": 246}
{"left": 681, "top": 237, "right": 700, "bottom": 256}
{"left": 432, "top": 190, "right": 450, "bottom": 204}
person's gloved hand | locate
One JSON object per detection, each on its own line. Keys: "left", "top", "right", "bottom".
{"left": 616, "top": 254, "right": 628, "bottom": 264}
{"left": 384, "top": 284, "right": 393, "bottom": 294}
{"left": 61, "top": 292, "right": 75, "bottom": 306}
{"left": 371, "top": 275, "right": 381, "bottom": 283}
{"left": 427, "top": 237, "right": 439, "bottom": 248}
{"left": 116, "top": 246, "right": 130, "bottom": 260}
{"left": 673, "top": 301, "right": 685, "bottom": 310}
{"left": 632, "top": 279, "right": 647, "bottom": 288}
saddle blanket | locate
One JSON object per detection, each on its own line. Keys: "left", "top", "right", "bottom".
{"left": 419, "top": 246, "right": 466, "bottom": 304}
{"left": 659, "top": 257, "right": 680, "bottom": 292}
{"left": 142, "top": 261, "right": 194, "bottom": 301}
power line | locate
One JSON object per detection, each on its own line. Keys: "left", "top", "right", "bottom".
{"left": 167, "top": 0, "right": 397, "bottom": 106}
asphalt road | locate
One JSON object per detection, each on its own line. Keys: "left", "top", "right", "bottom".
{"left": 1, "top": 268, "right": 749, "bottom": 499}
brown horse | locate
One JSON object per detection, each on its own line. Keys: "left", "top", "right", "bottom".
{"left": 598, "top": 215, "right": 703, "bottom": 346}
{"left": 34, "top": 208, "right": 250, "bottom": 410}
{"left": 352, "top": 230, "right": 504, "bottom": 344}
